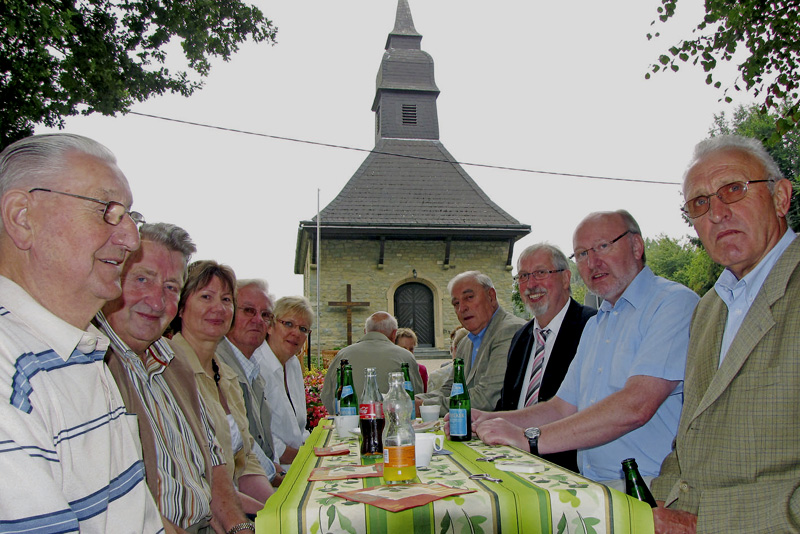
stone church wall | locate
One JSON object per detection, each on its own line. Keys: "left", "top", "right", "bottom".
{"left": 303, "top": 237, "right": 517, "bottom": 351}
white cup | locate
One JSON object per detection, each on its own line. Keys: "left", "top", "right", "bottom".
{"left": 419, "top": 405, "right": 440, "bottom": 422}
{"left": 415, "top": 433, "right": 444, "bottom": 467}
{"left": 335, "top": 415, "right": 360, "bottom": 439}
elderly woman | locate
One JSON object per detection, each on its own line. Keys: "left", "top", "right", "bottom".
{"left": 394, "top": 327, "right": 428, "bottom": 392}
{"left": 253, "top": 296, "right": 313, "bottom": 466}
{"left": 169, "top": 260, "right": 273, "bottom": 515}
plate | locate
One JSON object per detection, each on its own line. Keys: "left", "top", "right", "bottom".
{"left": 349, "top": 428, "right": 361, "bottom": 436}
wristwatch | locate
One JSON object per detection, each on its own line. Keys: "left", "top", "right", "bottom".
{"left": 524, "top": 427, "right": 540, "bottom": 456}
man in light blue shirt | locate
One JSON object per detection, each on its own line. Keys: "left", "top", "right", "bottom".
{"left": 475, "top": 210, "right": 698, "bottom": 487}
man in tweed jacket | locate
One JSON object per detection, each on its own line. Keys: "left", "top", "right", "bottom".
{"left": 652, "top": 135, "right": 800, "bottom": 533}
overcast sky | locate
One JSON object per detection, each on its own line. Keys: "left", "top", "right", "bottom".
{"left": 39, "top": 0, "right": 750, "bottom": 298}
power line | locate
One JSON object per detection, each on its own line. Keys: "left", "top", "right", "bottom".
{"left": 128, "top": 111, "right": 681, "bottom": 186}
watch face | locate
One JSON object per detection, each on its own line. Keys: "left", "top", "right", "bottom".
{"left": 524, "top": 427, "right": 540, "bottom": 439}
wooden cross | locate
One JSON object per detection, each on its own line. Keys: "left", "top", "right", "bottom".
{"left": 328, "top": 284, "right": 370, "bottom": 345}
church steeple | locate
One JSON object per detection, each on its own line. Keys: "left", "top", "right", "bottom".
{"left": 372, "top": 0, "right": 440, "bottom": 143}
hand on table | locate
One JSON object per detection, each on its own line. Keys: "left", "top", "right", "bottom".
{"left": 653, "top": 503, "right": 697, "bottom": 534}
{"left": 474, "top": 418, "right": 527, "bottom": 449}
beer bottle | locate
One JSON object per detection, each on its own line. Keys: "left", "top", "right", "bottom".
{"left": 359, "top": 367, "right": 385, "bottom": 456}
{"left": 339, "top": 364, "right": 358, "bottom": 416}
{"left": 448, "top": 358, "right": 471, "bottom": 441}
{"left": 400, "top": 362, "right": 415, "bottom": 402}
{"left": 383, "top": 372, "right": 416, "bottom": 483}
{"left": 621, "top": 458, "right": 656, "bottom": 508}
{"left": 334, "top": 358, "right": 349, "bottom": 416}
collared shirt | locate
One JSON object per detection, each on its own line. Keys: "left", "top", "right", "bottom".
{"left": 170, "top": 334, "right": 266, "bottom": 484}
{"left": 467, "top": 308, "right": 499, "bottom": 366}
{"left": 517, "top": 298, "right": 570, "bottom": 410}
{"left": 225, "top": 336, "right": 262, "bottom": 386}
{"left": 0, "top": 276, "right": 163, "bottom": 533}
{"left": 715, "top": 229, "right": 796, "bottom": 366}
{"left": 253, "top": 342, "right": 310, "bottom": 463}
{"left": 96, "top": 312, "right": 225, "bottom": 528}
{"left": 557, "top": 267, "right": 699, "bottom": 481}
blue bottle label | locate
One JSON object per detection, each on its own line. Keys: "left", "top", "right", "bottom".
{"left": 404, "top": 381, "right": 413, "bottom": 392}
{"left": 339, "top": 406, "right": 358, "bottom": 416}
{"left": 341, "top": 385, "right": 353, "bottom": 398}
{"left": 450, "top": 408, "right": 468, "bottom": 437}
{"left": 451, "top": 383, "right": 464, "bottom": 396}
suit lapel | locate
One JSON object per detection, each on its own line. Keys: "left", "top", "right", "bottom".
{"left": 466, "top": 309, "right": 503, "bottom": 384}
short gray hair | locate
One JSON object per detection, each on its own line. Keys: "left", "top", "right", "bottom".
{"left": 517, "top": 243, "right": 569, "bottom": 272}
{"left": 0, "top": 133, "right": 117, "bottom": 199}
{"left": 237, "top": 278, "right": 269, "bottom": 293}
{"left": 615, "top": 209, "right": 646, "bottom": 264}
{"left": 365, "top": 312, "right": 398, "bottom": 337}
{"left": 0, "top": 134, "right": 118, "bottom": 233}
{"left": 688, "top": 135, "right": 785, "bottom": 192}
{"left": 447, "top": 271, "right": 494, "bottom": 295}
{"left": 139, "top": 223, "right": 196, "bottom": 266}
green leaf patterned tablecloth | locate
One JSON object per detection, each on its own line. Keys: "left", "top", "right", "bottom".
{"left": 256, "top": 422, "right": 653, "bottom": 534}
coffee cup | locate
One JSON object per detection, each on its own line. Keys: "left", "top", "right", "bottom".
{"left": 415, "top": 433, "right": 444, "bottom": 467}
{"left": 335, "top": 415, "right": 360, "bottom": 439}
{"left": 419, "top": 404, "right": 440, "bottom": 422}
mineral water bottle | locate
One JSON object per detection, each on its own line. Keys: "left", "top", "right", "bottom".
{"left": 448, "top": 358, "right": 471, "bottom": 441}
{"left": 339, "top": 364, "right": 358, "bottom": 416}
{"left": 383, "top": 372, "right": 416, "bottom": 483}
{"left": 622, "top": 458, "right": 657, "bottom": 507}
{"left": 401, "top": 362, "right": 414, "bottom": 401}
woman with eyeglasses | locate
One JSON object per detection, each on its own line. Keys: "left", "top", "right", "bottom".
{"left": 168, "top": 260, "right": 274, "bottom": 516}
{"left": 252, "top": 296, "right": 314, "bottom": 467}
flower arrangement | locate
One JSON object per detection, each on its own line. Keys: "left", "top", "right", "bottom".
{"left": 304, "top": 366, "right": 329, "bottom": 430}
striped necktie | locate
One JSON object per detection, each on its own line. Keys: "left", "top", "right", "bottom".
{"left": 524, "top": 327, "right": 550, "bottom": 407}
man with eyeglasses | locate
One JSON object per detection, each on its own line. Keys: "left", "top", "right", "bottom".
{"left": 418, "top": 271, "right": 526, "bottom": 415}
{"left": 320, "top": 311, "right": 424, "bottom": 414}
{"left": 495, "top": 244, "right": 597, "bottom": 472}
{"left": 651, "top": 136, "right": 799, "bottom": 534}
{"left": 474, "top": 210, "right": 698, "bottom": 489}
{"left": 0, "top": 134, "right": 164, "bottom": 531}
{"left": 216, "top": 279, "right": 285, "bottom": 485}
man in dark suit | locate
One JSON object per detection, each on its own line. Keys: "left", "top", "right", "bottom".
{"left": 496, "top": 244, "right": 595, "bottom": 472}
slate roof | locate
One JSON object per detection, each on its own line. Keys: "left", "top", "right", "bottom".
{"left": 303, "top": 138, "right": 527, "bottom": 234}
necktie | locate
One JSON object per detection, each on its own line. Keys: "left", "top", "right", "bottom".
{"left": 524, "top": 328, "right": 550, "bottom": 407}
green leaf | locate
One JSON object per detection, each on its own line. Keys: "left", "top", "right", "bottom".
{"left": 440, "top": 510, "right": 453, "bottom": 534}
{"left": 327, "top": 505, "right": 336, "bottom": 529}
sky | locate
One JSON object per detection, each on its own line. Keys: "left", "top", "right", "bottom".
{"left": 38, "top": 0, "right": 752, "bottom": 298}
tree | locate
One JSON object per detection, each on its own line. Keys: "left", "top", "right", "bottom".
{"left": 646, "top": 0, "right": 800, "bottom": 138}
{"left": 0, "top": 0, "right": 277, "bottom": 148}
{"left": 645, "top": 234, "right": 722, "bottom": 296}
{"left": 708, "top": 103, "right": 800, "bottom": 231}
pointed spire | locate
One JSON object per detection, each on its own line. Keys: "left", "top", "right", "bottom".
{"left": 392, "top": 0, "right": 420, "bottom": 37}
{"left": 385, "top": 0, "right": 422, "bottom": 50}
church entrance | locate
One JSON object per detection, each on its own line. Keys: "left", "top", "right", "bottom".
{"left": 394, "top": 282, "right": 434, "bottom": 347}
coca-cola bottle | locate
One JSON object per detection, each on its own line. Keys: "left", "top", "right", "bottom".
{"left": 359, "top": 367, "right": 384, "bottom": 456}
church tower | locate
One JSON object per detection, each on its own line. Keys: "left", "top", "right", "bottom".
{"left": 295, "top": 0, "right": 530, "bottom": 355}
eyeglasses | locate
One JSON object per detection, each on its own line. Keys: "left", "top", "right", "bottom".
{"left": 237, "top": 306, "right": 273, "bottom": 322}
{"left": 513, "top": 269, "right": 565, "bottom": 283}
{"left": 29, "top": 187, "right": 145, "bottom": 226}
{"left": 277, "top": 319, "right": 312, "bottom": 335}
{"left": 681, "top": 180, "right": 771, "bottom": 219}
{"left": 571, "top": 231, "right": 630, "bottom": 263}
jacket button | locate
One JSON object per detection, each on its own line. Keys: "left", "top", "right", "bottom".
{"left": 679, "top": 481, "right": 689, "bottom": 492}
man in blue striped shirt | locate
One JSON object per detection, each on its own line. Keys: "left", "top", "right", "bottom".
{"left": 0, "top": 133, "right": 163, "bottom": 532}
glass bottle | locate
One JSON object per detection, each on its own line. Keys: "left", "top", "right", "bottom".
{"left": 334, "top": 358, "right": 349, "bottom": 416}
{"left": 622, "top": 458, "right": 657, "bottom": 508}
{"left": 382, "top": 372, "right": 417, "bottom": 483}
{"left": 448, "top": 358, "right": 471, "bottom": 441}
{"left": 359, "top": 367, "right": 384, "bottom": 456}
{"left": 338, "top": 364, "right": 358, "bottom": 416}
{"left": 401, "top": 362, "right": 415, "bottom": 402}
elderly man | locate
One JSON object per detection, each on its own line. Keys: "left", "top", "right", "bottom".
{"left": 475, "top": 211, "right": 699, "bottom": 488}
{"left": 321, "top": 312, "right": 424, "bottom": 413}
{"left": 418, "top": 271, "right": 525, "bottom": 415}
{"left": 652, "top": 136, "right": 800, "bottom": 533}
{"left": 216, "top": 279, "right": 284, "bottom": 483}
{"left": 99, "top": 222, "right": 258, "bottom": 534}
{"left": 0, "top": 134, "right": 163, "bottom": 531}
{"left": 496, "top": 243, "right": 596, "bottom": 472}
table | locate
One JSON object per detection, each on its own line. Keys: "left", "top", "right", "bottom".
{"left": 256, "top": 422, "right": 654, "bottom": 533}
